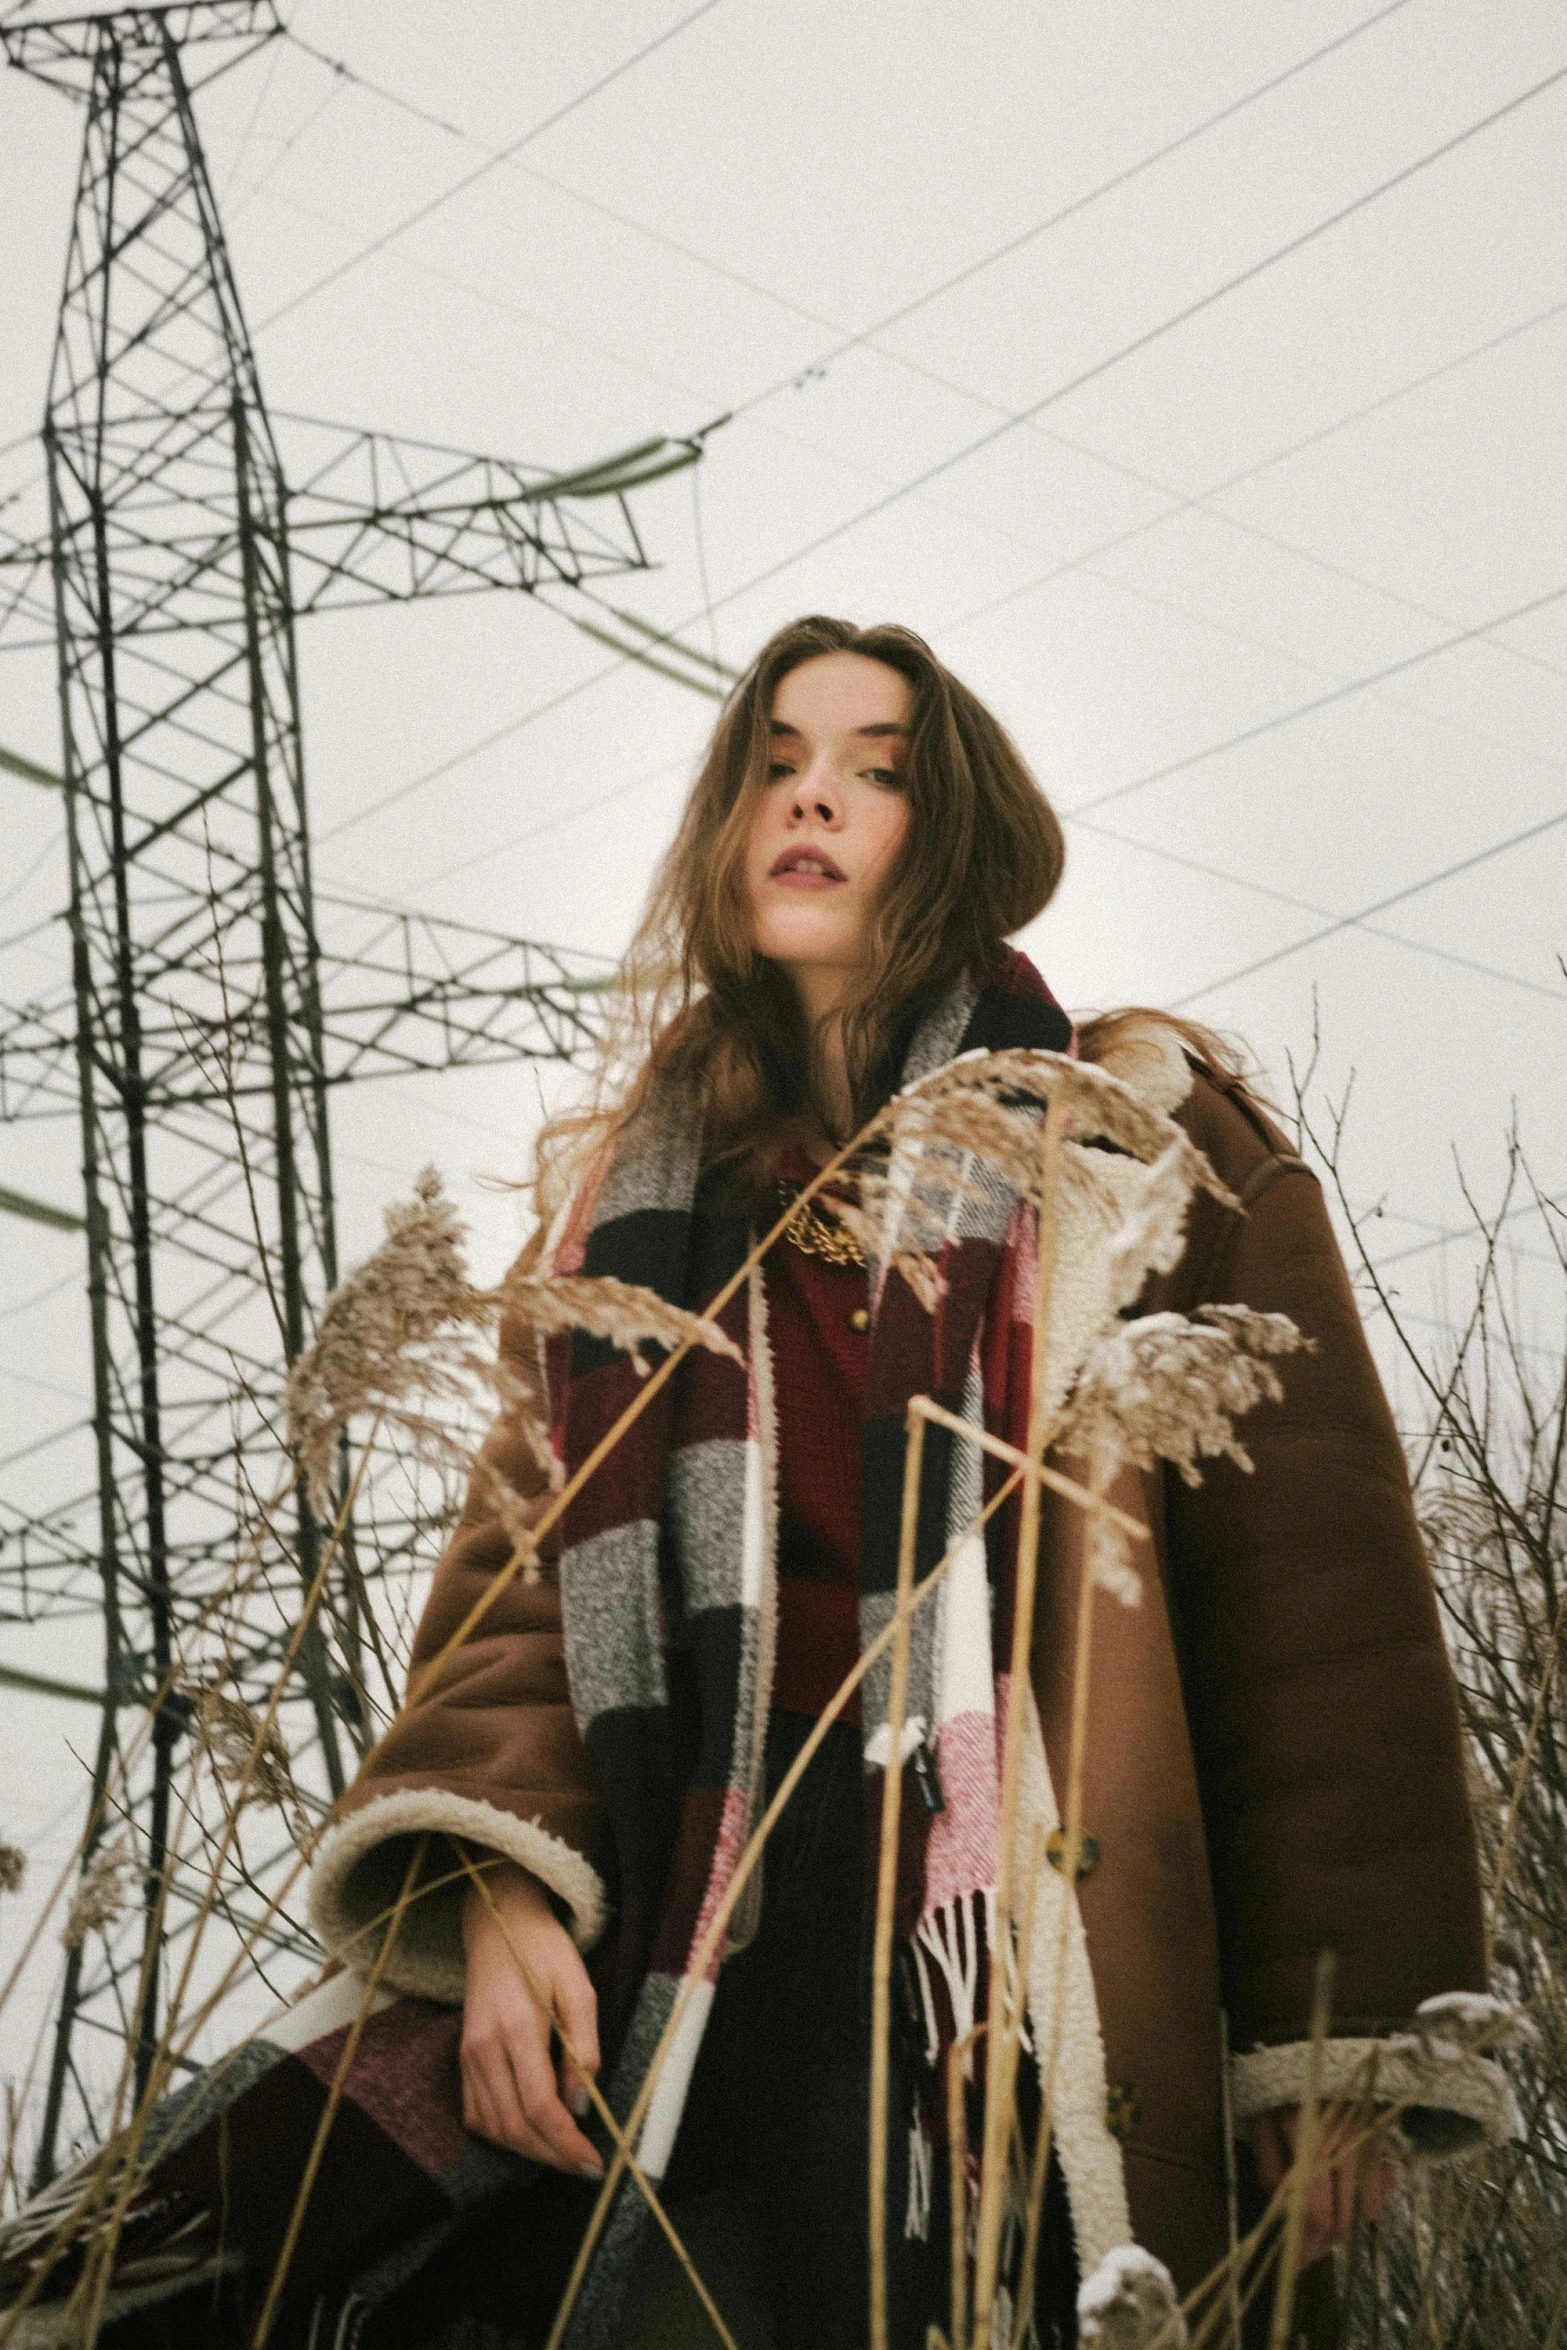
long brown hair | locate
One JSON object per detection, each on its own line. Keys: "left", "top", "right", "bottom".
{"left": 536, "top": 616, "right": 1065, "bottom": 1214}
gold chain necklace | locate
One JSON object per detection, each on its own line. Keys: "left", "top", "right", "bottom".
{"left": 776, "top": 1181, "right": 867, "bottom": 1268}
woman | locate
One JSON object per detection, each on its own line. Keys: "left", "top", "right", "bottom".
{"left": 309, "top": 618, "right": 1502, "bottom": 2348}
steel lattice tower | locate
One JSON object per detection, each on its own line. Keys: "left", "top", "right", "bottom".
{"left": 0, "top": 0, "right": 706, "bottom": 2182}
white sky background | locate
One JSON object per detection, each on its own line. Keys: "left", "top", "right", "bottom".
{"left": 1, "top": 0, "right": 1565, "bottom": 2122}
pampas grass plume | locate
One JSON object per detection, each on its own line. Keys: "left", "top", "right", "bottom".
{"left": 61, "top": 1839, "right": 136, "bottom": 1951}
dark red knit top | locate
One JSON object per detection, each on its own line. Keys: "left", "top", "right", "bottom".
{"left": 764, "top": 1190, "right": 869, "bottom": 1723}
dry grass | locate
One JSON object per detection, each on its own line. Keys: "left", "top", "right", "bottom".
{"left": 1296, "top": 1092, "right": 1567, "bottom": 2350}
{"left": 285, "top": 1166, "right": 740, "bottom": 1524}
{"left": 57, "top": 1845, "right": 136, "bottom": 1956}
{"left": 1, "top": 1046, "right": 1556, "bottom": 2349}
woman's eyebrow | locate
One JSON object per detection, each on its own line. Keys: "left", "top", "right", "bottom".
{"left": 767, "top": 718, "right": 906, "bottom": 739}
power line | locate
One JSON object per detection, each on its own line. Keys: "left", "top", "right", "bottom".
{"left": 97, "top": 16, "right": 1567, "bottom": 836}
{"left": 215, "top": 170, "right": 708, "bottom": 411}
{"left": 676, "top": 61, "right": 1567, "bottom": 624}
{"left": 224, "top": 70, "right": 347, "bottom": 228}
{"left": 1366, "top": 1191, "right": 1563, "bottom": 1276}
{"left": 395, "top": 748, "right": 695, "bottom": 896}
{"left": 0, "top": 1417, "right": 91, "bottom": 1476}
{"left": 1057, "top": 550, "right": 1567, "bottom": 795}
{"left": 1071, "top": 815, "right": 1566, "bottom": 1005}
{"left": 1361, "top": 1300, "right": 1564, "bottom": 1364}
{"left": 373, "top": 634, "right": 1565, "bottom": 1017}
{"left": 58, "top": 547, "right": 1563, "bottom": 1037}
{"left": 0, "top": 905, "right": 62, "bottom": 958}
{"left": 213, "top": 10, "right": 289, "bottom": 204}
{"left": 310, "top": 573, "right": 731, "bottom": 851}
{"left": 1169, "top": 800, "right": 1567, "bottom": 1010}
{"left": 690, "top": 461, "right": 720, "bottom": 676}
{"left": 275, "top": 0, "right": 1567, "bottom": 717}
{"left": 310, "top": 643, "right": 627, "bottom": 846}
{"left": 15, "top": 23, "right": 1560, "bottom": 1030}
{"left": 16, "top": 314, "right": 1550, "bottom": 942}
{"left": 308, "top": 293, "right": 1567, "bottom": 895}
{"left": 1168, "top": 305, "right": 1567, "bottom": 521}
{"left": 1341, "top": 1190, "right": 1556, "bottom": 1265}
{"left": 0, "top": 832, "right": 63, "bottom": 914}
{"left": 0, "top": 1268, "right": 79, "bottom": 1322}
{"left": 280, "top": 19, "right": 845, "bottom": 369}
{"left": 264, "top": 0, "right": 1567, "bottom": 738}
{"left": 300, "top": 53, "right": 1540, "bottom": 845}
{"left": 727, "top": 0, "right": 1421, "bottom": 422}
{"left": 1063, "top": 577, "right": 1567, "bottom": 823}
{"left": 409, "top": 573, "right": 1567, "bottom": 1006}
{"left": 287, "top": 0, "right": 1416, "bottom": 431}
{"left": 250, "top": 0, "right": 727, "bottom": 337}
{"left": 0, "top": 1361, "right": 89, "bottom": 1407}
{"left": 944, "top": 291, "right": 1567, "bottom": 653}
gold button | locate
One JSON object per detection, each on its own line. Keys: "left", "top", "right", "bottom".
{"left": 849, "top": 1306, "right": 870, "bottom": 1335}
{"left": 1105, "top": 2082, "right": 1140, "bottom": 2140}
{"left": 1046, "top": 1826, "right": 1100, "bottom": 1880}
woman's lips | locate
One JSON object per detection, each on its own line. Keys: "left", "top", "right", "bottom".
{"left": 769, "top": 847, "right": 845, "bottom": 887}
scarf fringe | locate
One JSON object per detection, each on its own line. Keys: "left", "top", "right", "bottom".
{"left": 910, "top": 1886, "right": 1033, "bottom": 2076}
{"left": 913, "top": 1890, "right": 984, "bottom": 2067}
{"left": 906, "top": 2107, "right": 934, "bottom": 2242}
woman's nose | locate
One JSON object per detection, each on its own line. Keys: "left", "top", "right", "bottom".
{"left": 790, "top": 759, "right": 842, "bottom": 826}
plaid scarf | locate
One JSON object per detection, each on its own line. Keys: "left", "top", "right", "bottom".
{"left": 547, "top": 949, "right": 1072, "bottom": 2344}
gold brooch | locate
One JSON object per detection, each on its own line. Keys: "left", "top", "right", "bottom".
{"left": 776, "top": 1182, "right": 867, "bottom": 1268}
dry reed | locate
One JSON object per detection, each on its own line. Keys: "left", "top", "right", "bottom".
{"left": 869, "top": 1407, "right": 928, "bottom": 2350}
{"left": 3, "top": 1044, "right": 1272, "bottom": 2343}
{"left": 11, "top": 1038, "right": 1552, "bottom": 2350}
{"left": 1293, "top": 1088, "right": 1566, "bottom": 2350}
{"left": 58, "top": 1844, "right": 135, "bottom": 1955}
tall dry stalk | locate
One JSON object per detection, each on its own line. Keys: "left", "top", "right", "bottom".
{"left": 870, "top": 1407, "right": 928, "bottom": 2350}
{"left": 1294, "top": 1079, "right": 1564, "bottom": 2350}
{"left": 0, "top": 1444, "right": 384, "bottom": 2344}
{"left": 971, "top": 1092, "right": 1065, "bottom": 2350}
{"left": 5, "top": 1042, "right": 1317, "bottom": 2345}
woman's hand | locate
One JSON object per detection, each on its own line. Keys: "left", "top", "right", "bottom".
{"left": 1250, "top": 2103, "right": 1396, "bottom": 2265}
{"left": 459, "top": 1860, "right": 603, "bottom": 2178}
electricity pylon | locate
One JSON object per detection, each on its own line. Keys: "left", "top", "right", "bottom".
{"left": 0, "top": 0, "right": 705, "bottom": 2182}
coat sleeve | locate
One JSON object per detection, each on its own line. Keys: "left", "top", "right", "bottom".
{"left": 307, "top": 1275, "right": 609, "bottom": 2005}
{"left": 1162, "top": 1075, "right": 1510, "bottom": 2154}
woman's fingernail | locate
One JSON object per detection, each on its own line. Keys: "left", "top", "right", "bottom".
{"left": 567, "top": 2083, "right": 591, "bottom": 2119}
{"left": 576, "top": 2160, "right": 605, "bottom": 2181}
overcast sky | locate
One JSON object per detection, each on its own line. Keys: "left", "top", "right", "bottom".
{"left": 2, "top": 0, "right": 1564, "bottom": 2104}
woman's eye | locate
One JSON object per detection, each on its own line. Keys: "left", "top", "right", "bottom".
{"left": 865, "top": 767, "right": 901, "bottom": 788}
{"left": 766, "top": 762, "right": 795, "bottom": 782}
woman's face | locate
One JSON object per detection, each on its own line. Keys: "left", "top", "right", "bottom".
{"left": 743, "top": 651, "right": 913, "bottom": 1018}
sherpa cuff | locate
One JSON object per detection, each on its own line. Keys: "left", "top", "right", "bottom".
{"left": 1231, "top": 2020, "right": 1519, "bottom": 2163}
{"left": 308, "top": 1787, "right": 608, "bottom": 2006}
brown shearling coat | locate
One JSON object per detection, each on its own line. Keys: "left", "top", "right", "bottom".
{"left": 312, "top": 1050, "right": 1492, "bottom": 2322}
